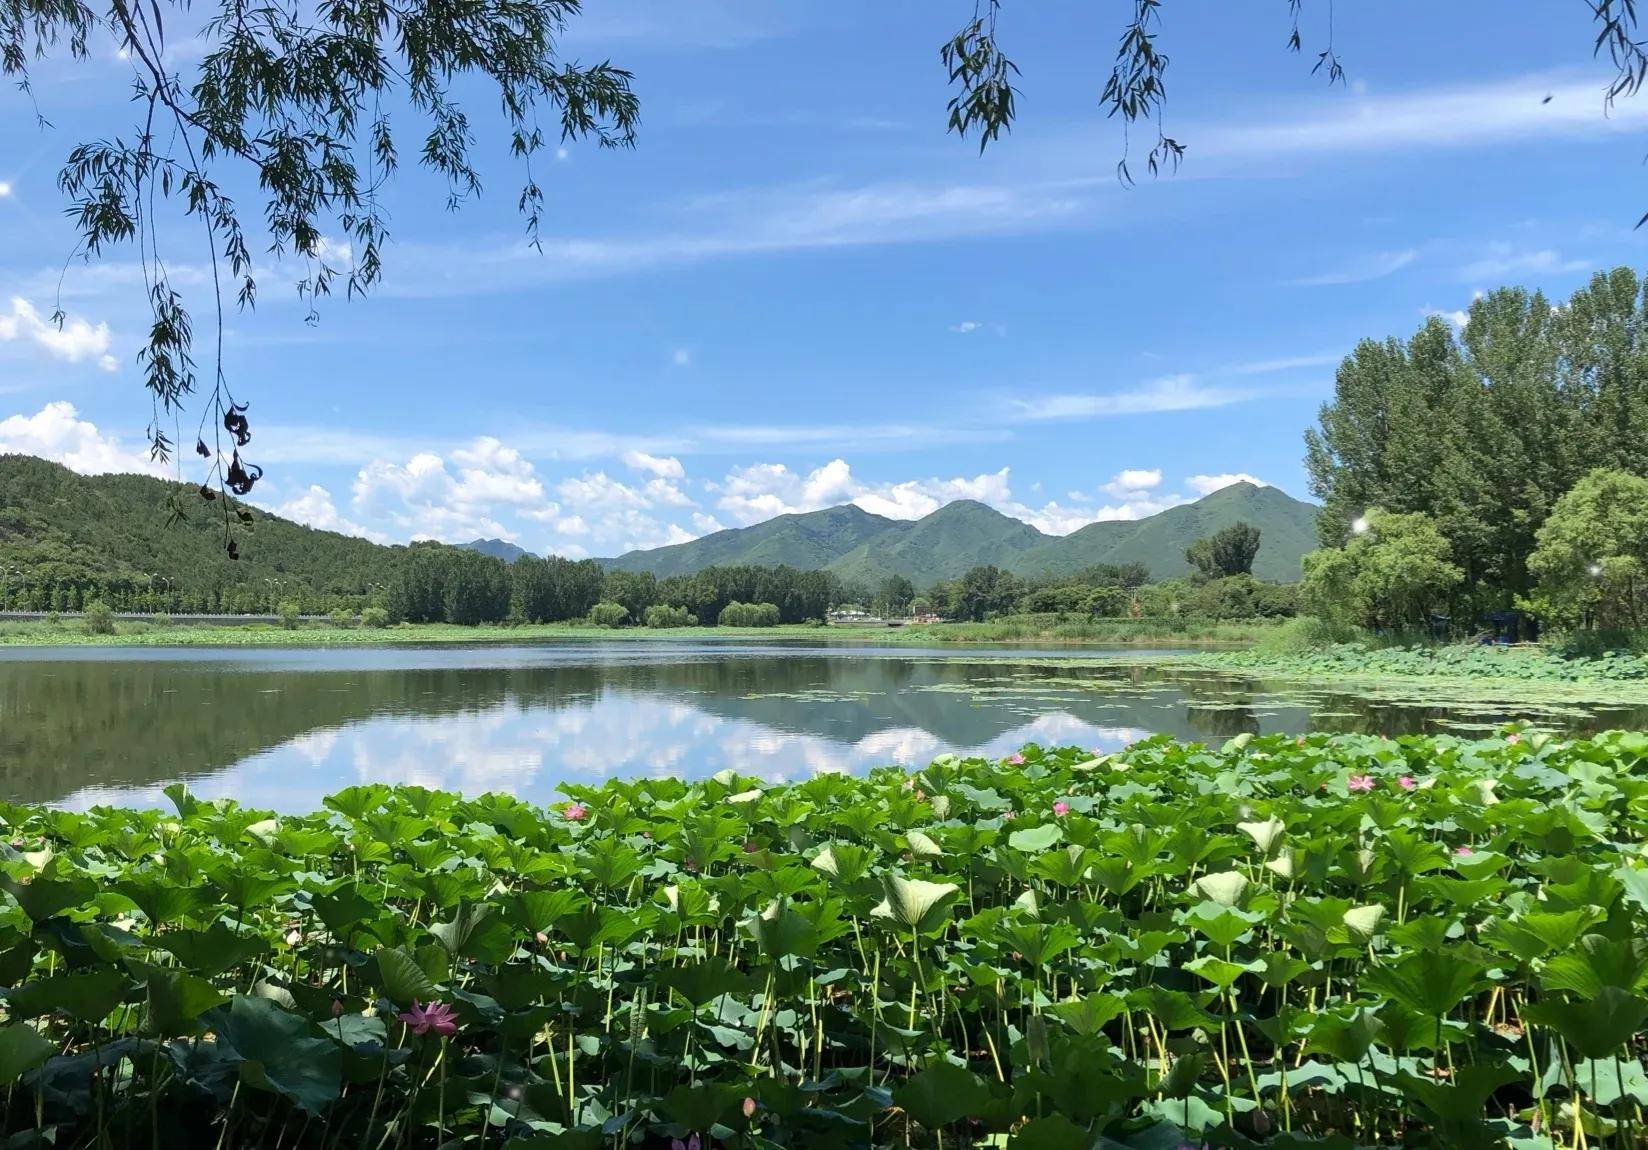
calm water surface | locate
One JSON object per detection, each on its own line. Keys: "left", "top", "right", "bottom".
{"left": 2, "top": 641, "right": 1643, "bottom": 810}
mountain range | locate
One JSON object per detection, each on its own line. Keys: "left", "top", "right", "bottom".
{"left": 596, "top": 482, "right": 1319, "bottom": 585}
{"left": 0, "top": 454, "right": 1318, "bottom": 599}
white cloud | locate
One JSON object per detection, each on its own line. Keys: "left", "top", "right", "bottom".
{"left": 949, "top": 320, "right": 982, "bottom": 334}
{"left": 1008, "top": 374, "right": 1261, "bottom": 422}
{"left": 1425, "top": 306, "right": 1472, "bottom": 331}
{"left": 1101, "top": 468, "right": 1163, "bottom": 497}
{"left": 1227, "top": 353, "right": 1341, "bottom": 375}
{"left": 1186, "top": 473, "right": 1267, "bottom": 495}
{"left": 716, "top": 458, "right": 868, "bottom": 524}
{"left": 351, "top": 174, "right": 1102, "bottom": 301}
{"left": 556, "top": 471, "right": 653, "bottom": 511}
{"left": 1290, "top": 249, "right": 1418, "bottom": 287}
{"left": 0, "top": 402, "right": 165, "bottom": 476}
{"left": 0, "top": 298, "right": 117, "bottom": 371}
{"left": 351, "top": 437, "right": 553, "bottom": 541}
{"left": 271, "top": 484, "right": 387, "bottom": 542}
{"left": 622, "top": 450, "right": 686, "bottom": 479}
{"left": 1456, "top": 244, "right": 1590, "bottom": 283}
{"left": 672, "top": 347, "right": 692, "bottom": 367}
{"left": 550, "top": 467, "right": 702, "bottom": 553}
{"left": 1202, "top": 74, "right": 1648, "bottom": 161}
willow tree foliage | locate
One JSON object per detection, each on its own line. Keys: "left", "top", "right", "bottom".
{"left": 3, "top": 0, "right": 640, "bottom": 548}
{"left": 1305, "top": 267, "right": 1648, "bottom": 611}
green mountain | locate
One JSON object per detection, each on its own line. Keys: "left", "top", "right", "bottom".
{"left": 1012, "top": 482, "right": 1320, "bottom": 583}
{"left": 603, "top": 482, "right": 1320, "bottom": 585}
{"left": 0, "top": 453, "right": 407, "bottom": 609}
{"left": 462, "top": 538, "right": 533, "bottom": 563}
{"left": 604, "top": 503, "right": 902, "bottom": 579}
{"left": 826, "top": 500, "right": 1048, "bottom": 586}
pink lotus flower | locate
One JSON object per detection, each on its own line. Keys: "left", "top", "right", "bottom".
{"left": 397, "top": 1000, "right": 458, "bottom": 1037}
{"left": 742, "top": 840, "right": 760, "bottom": 853}
{"left": 534, "top": 931, "right": 549, "bottom": 945}
{"left": 1455, "top": 846, "right": 1473, "bottom": 856}
{"left": 1002, "top": 809, "right": 1017, "bottom": 821}
{"left": 671, "top": 1136, "right": 701, "bottom": 1150}
{"left": 742, "top": 1096, "right": 757, "bottom": 1118}
{"left": 562, "top": 802, "right": 588, "bottom": 821}
{"left": 1397, "top": 775, "right": 1417, "bottom": 791}
{"left": 1506, "top": 732, "right": 1522, "bottom": 745}
{"left": 1052, "top": 800, "right": 1071, "bottom": 816}
{"left": 331, "top": 999, "right": 344, "bottom": 1018}
{"left": 1295, "top": 736, "right": 1306, "bottom": 746}
{"left": 1007, "top": 752, "right": 1025, "bottom": 766}
{"left": 1346, "top": 775, "right": 1375, "bottom": 792}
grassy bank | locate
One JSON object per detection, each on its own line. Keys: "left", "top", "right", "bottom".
{"left": 0, "top": 615, "right": 1285, "bottom": 648}
{"left": 0, "top": 618, "right": 826, "bottom": 647}
{"left": 0, "top": 732, "right": 1641, "bottom": 1148}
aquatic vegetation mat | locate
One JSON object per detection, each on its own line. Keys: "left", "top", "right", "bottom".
{"left": 1, "top": 731, "right": 1647, "bottom": 1148}
{"left": 1189, "top": 643, "right": 1648, "bottom": 684}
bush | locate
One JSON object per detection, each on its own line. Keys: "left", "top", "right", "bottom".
{"left": 1251, "top": 614, "right": 1363, "bottom": 655}
{"left": 43, "top": 611, "right": 60, "bottom": 627}
{"left": 357, "top": 606, "right": 390, "bottom": 628}
{"left": 642, "top": 604, "right": 693, "bottom": 628}
{"left": 587, "top": 601, "right": 629, "bottom": 628}
{"left": 277, "top": 600, "right": 302, "bottom": 630}
{"left": 151, "top": 612, "right": 173, "bottom": 627}
{"left": 718, "top": 600, "right": 781, "bottom": 627}
{"left": 328, "top": 608, "right": 356, "bottom": 629}
{"left": 81, "top": 600, "right": 115, "bottom": 635}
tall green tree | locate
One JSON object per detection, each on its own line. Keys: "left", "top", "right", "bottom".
{"left": 1185, "top": 522, "right": 1262, "bottom": 579}
{"left": 873, "top": 575, "right": 916, "bottom": 617}
{"left": 1305, "top": 269, "right": 1648, "bottom": 613}
{"left": 953, "top": 565, "right": 1019, "bottom": 622}
{"left": 601, "top": 570, "right": 660, "bottom": 620}
{"left": 1527, "top": 469, "right": 1648, "bottom": 631}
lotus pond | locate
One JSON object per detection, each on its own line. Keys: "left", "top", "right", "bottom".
{"left": 2, "top": 730, "right": 1647, "bottom": 1148}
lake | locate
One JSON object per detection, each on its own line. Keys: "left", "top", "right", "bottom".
{"left": 3, "top": 641, "right": 1644, "bottom": 810}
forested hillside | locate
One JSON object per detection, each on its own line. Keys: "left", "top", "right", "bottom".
{"left": 0, "top": 454, "right": 406, "bottom": 612}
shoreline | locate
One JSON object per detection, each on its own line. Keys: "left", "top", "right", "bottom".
{"left": 0, "top": 618, "right": 1275, "bottom": 649}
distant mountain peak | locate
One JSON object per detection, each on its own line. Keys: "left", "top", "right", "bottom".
{"left": 461, "top": 538, "right": 533, "bottom": 563}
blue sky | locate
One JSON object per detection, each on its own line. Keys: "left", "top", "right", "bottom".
{"left": 1, "top": 0, "right": 1644, "bottom": 557}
